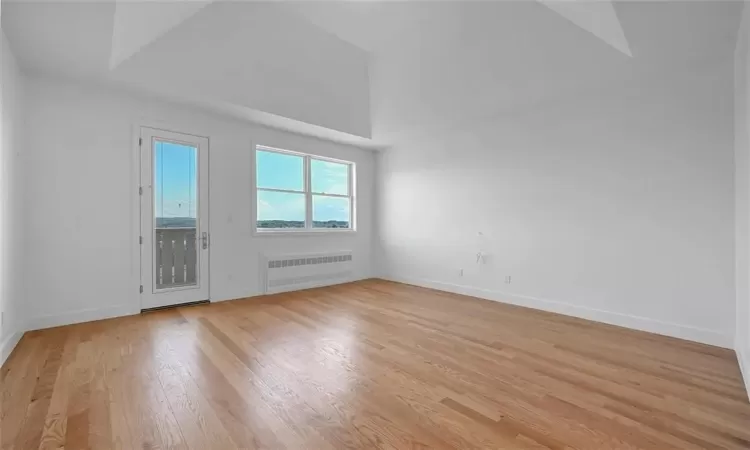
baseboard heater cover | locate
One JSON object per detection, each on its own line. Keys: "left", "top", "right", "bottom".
{"left": 263, "top": 251, "right": 354, "bottom": 294}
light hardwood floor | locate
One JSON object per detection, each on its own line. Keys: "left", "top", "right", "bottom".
{"left": 2, "top": 279, "right": 749, "bottom": 449}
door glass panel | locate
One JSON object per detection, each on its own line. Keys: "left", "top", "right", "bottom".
{"left": 154, "top": 140, "right": 198, "bottom": 290}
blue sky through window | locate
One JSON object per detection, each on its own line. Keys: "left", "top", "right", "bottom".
{"left": 154, "top": 145, "right": 351, "bottom": 226}
{"left": 154, "top": 141, "right": 197, "bottom": 221}
{"left": 256, "top": 149, "right": 351, "bottom": 224}
{"left": 256, "top": 150, "right": 304, "bottom": 191}
{"left": 311, "top": 159, "right": 348, "bottom": 195}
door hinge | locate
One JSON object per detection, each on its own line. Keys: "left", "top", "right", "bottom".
{"left": 140, "top": 285, "right": 144, "bottom": 294}
{"left": 139, "top": 137, "right": 143, "bottom": 147}
{"left": 139, "top": 186, "right": 143, "bottom": 195}
{"left": 139, "top": 236, "right": 143, "bottom": 245}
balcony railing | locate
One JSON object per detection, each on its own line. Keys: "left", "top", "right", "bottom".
{"left": 155, "top": 228, "right": 197, "bottom": 289}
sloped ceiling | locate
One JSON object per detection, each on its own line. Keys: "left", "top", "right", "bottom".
{"left": 2, "top": 0, "right": 373, "bottom": 144}
{"left": 1, "top": 0, "right": 743, "bottom": 149}
{"left": 281, "top": 1, "right": 740, "bottom": 142}
{"left": 107, "top": 0, "right": 634, "bottom": 64}
{"left": 110, "top": 1, "right": 371, "bottom": 139}
{"left": 537, "top": 0, "right": 632, "bottom": 56}
{"left": 280, "top": 0, "right": 634, "bottom": 56}
{"left": 110, "top": 1, "right": 214, "bottom": 69}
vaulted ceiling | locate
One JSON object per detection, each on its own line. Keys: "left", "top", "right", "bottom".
{"left": 1, "top": 0, "right": 742, "bottom": 149}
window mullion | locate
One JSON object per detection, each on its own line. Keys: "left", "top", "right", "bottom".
{"left": 349, "top": 163, "right": 354, "bottom": 229}
{"left": 305, "top": 155, "right": 313, "bottom": 230}
{"left": 309, "top": 193, "right": 350, "bottom": 199}
{"left": 257, "top": 187, "right": 305, "bottom": 195}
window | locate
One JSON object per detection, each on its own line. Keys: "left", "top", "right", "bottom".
{"left": 255, "top": 145, "right": 355, "bottom": 232}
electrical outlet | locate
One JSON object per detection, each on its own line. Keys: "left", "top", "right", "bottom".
{"left": 505, "top": 276, "right": 512, "bottom": 284}
{"left": 459, "top": 268, "right": 464, "bottom": 277}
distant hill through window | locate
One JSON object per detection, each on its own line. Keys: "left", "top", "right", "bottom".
{"left": 156, "top": 217, "right": 196, "bottom": 228}
{"left": 258, "top": 220, "right": 349, "bottom": 229}
{"left": 156, "top": 218, "right": 349, "bottom": 229}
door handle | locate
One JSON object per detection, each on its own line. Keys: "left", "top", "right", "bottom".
{"left": 202, "top": 232, "right": 209, "bottom": 250}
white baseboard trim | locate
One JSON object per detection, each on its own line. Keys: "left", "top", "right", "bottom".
{"left": 738, "top": 346, "right": 750, "bottom": 402}
{"left": 24, "top": 276, "right": 370, "bottom": 331}
{"left": 384, "top": 275, "right": 734, "bottom": 349}
{"left": 26, "top": 304, "right": 137, "bottom": 332}
{"left": 265, "top": 275, "right": 361, "bottom": 295}
{"left": 1, "top": 330, "right": 23, "bottom": 368}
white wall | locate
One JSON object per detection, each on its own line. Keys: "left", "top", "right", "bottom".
{"left": 734, "top": 2, "right": 750, "bottom": 396}
{"left": 23, "top": 74, "right": 375, "bottom": 330}
{"left": 0, "top": 29, "right": 25, "bottom": 364}
{"left": 375, "top": 10, "right": 737, "bottom": 347}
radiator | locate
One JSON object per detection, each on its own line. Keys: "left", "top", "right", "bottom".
{"left": 262, "top": 251, "right": 354, "bottom": 294}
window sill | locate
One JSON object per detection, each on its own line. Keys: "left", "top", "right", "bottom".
{"left": 253, "top": 229, "right": 357, "bottom": 237}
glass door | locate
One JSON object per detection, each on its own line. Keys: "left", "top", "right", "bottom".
{"left": 140, "top": 127, "right": 209, "bottom": 310}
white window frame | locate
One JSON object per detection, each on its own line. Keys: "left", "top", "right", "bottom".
{"left": 253, "top": 145, "right": 356, "bottom": 235}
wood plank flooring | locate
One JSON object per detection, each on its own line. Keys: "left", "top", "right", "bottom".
{"left": 2, "top": 279, "right": 749, "bottom": 449}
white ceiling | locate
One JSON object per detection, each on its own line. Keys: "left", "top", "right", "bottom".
{"left": 1, "top": 0, "right": 743, "bottom": 149}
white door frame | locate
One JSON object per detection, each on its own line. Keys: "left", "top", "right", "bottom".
{"left": 138, "top": 126, "right": 210, "bottom": 310}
